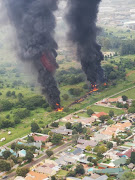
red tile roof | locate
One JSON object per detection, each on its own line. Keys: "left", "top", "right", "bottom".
{"left": 92, "top": 112, "right": 108, "bottom": 118}
{"left": 117, "top": 148, "right": 135, "bottom": 158}
{"left": 33, "top": 135, "right": 49, "bottom": 142}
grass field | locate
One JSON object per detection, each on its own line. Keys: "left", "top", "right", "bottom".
{"left": 57, "top": 170, "right": 68, "bottom": 177}
{"left": 89, "top": 105, "right": 125, "bottom": 115}
{"left": 113, "top": 87, "right": 135, "bottom": 99}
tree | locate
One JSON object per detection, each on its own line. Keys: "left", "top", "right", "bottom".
{"left": 65, "top": 122, "right": 72, "bottom": 129}
{"left": 109, "top": 110, "right": 114, "bottom": 117}
{"left": 0, "top": 160, "right": 11, "bottom": 171}
{"left": 51, "top": 134, "right": 63, "bottom": 145}
{"left": 51, "top": 176, "right": 56, "bottom": 180}
{"left": 14, "top": 109, "right": 30, "bottom": 120}
{"left": 120, "top": 172, "right": 135, "bottom": 180}
{"left": 87, "top": 109, "right": 94, "bottom": 116}
{"left": 85, "top": 146, "right": 92, "bottom": 151}
{"left": 107, "top": 120, "right": 114, "bottom": 125}
{"left": 131, "top": 152, "right": 135, "bottom": 164}
{"left": 31, "top": 122, "right": 40, "bottom": 133}
{"left": 46, "top": 150, "right": 53, "bottom": 157}
{"left": 94, "top": 145, "right": 107, "bottom": 154}
{"left": 107, "top": 142, "right": 113, "bottom": 149}
{"left": 16, "top": 167, "right": 29, "bottom": 177}
{"left": 100, "top": 115, "right": 110, "bottom": 123}
{"left": 51, "top": 122, "right": 59, "bottom": 127}
{"left": 11, "top": 143, "right": 16, "bottom": 150}
{"left": 67, "top": 170, "right": 76, "bottom": 177}
{"left": 122, "top": 95, "right": 128, "bottom": 101}
{"left": 25, "top": 151, "right": 34, "bottom": 162}
{"left": 6, "top": 91, "right": 12, "bottom": 97}
{"left": 3, "top": 150, "right": 11, "bottom": 159}
{"left": 72, "top": 129, "right": 78, "bottom": 135}
{"left": 72, "top": 123, "right": 83, "bottom": 133}
{"left": 27, "top": 136, "right": 34, "bottom": 143}
{"left": 72, "top": 134, "right": 79, "bottom": 144}
{"left": 62, "top": 94, "right": 69, "bottom": 100}
{"left": 0, "top": 100, "right": 13, "bottom": 111}
{"left": 87, "top": 157, "right": 93, "bottom": 162}
{"left": 75, "top": 164, "right": 85, "bottom": 175}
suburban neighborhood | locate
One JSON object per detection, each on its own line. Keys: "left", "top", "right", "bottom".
{"left": 0, "top": 93, "right": 135, "bottom": 180}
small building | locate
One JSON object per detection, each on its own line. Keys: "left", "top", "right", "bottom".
{"left": 117, "top": 148, "right": 135, "bottom": 158}
{"left": 18, "top": 149, "right": 26, "bottom": 157}
{"left": 25, "top": 171, "right": 49, "bottom": 180}
{"left": 33, "top": 135, "right": 49, "bottom": 142}
{"left": 66, "top": 178, "right": 81, "bottom": 180}
{"left": 51, "top": 126, "right": 72, "bottom": 135}
{"left": 92, "top": 112, "right": 108, "bottom": 119}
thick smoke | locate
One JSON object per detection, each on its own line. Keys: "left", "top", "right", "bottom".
{"left": 66, "top": 0, "right": 105, "bottom": 85}
{"left": 4, "top": 0, "right": 60, "bottom": 108}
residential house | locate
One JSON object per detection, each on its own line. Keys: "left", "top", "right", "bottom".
{"left": 117, "top": 147, "right": 135, "bottom": 158}
{"left": 74, "top": 117, "right": 96, "bottom": 126}
{"left": 18, "top": 149, "right": 26, "bottom": 157}
{"left": 51, "top": 126, "right": 72, "bottom": 135}
{"left": 55, "top": 155, "right": 77, "bottom": 166}
{"left": 14, "top": 177, "right": 25, "bottom": 180}
{"left": 92, "top": 112, "right": 108, "bottom": 119}
{"left": 33, "top": 135, "right": 49, "bottom": 142}
{"left": 24, "top": 142, "right": 42, "bottom": 149}
{"left": 76, "top": 138, "right": 97, "bottom": 150}
{"left": 93, "top": 168, "right": 124, "bottom": 176}
{"left": 82, "top": 175, "right": 108, "bottom": 180}
{"left": 25, "top": 171, "right": 49, "bottom": 180}
{"left": 72, "top": 148, "right": 84, "bottom": 156}
{"left": 101, "top": 122, "right": 132, "bottom": 137}
{"left": 34, "top": 160, "right": 59, "bottom": 176}
{"left": 66, "top": 178, "right": 81, "bottom": 180}
{"left": 91, "top": 133, "right": 112, "bottom": 142}
{"left": 103, "top": 149, "right": 119, "bottom": 160}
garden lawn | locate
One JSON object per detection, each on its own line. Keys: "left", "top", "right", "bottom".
{"left": 57, "top": 170, "right": 68, "bottom": 177}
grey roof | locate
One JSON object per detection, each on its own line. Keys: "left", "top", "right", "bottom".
{"left": 72, "top": 148, "right": 83, "bottom": 155}
{"left": 51, "top": 126, "right": 72, "bottom": 135}
{"left": 82, "top": 177, "right": 94, "bottom": 180}
{"left": 113, "top": 157, "right": 126, "bottom": 166}
{"left": 24, "top": 142, "right": 42, "bottom": 148}
{"left": 96, "top": 175, "right": 108, "bottom": 180}
{"left": 82, "top": 175, "right": 108, "bottom": 180}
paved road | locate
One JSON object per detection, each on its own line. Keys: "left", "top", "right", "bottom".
{"left": 7, "top": 141, "right": 72, "bottom": 180}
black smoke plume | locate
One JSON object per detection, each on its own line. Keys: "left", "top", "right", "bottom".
{"left": 66, "top": 0, "right": 105, "bottom": 85}
{"left": 4, "top": 0, "right": 60, "bottom": 108}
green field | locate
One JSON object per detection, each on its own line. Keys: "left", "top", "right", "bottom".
{"left": 57, "top": 170, "right": 68, "bottom": 177}
{"left": 113, "top": 87, "right": 135, "bottom": 99}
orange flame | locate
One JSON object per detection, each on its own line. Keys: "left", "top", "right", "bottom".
{"left": 56, "top": 103, "right": 64, "bottom": 112}
{"left": 91, "top": 84, "right": 98, "bottom": 92}
{"left": 104, "top": 83, "right": 107, "bottom": 86}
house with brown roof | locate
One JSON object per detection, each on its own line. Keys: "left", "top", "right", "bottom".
{"left": 76, "top": 117, "right": 96, "bottom": 126}
{"left": 33, "top": 135, "right": 49, "bottom": 142}
{"left": 92, "top": 112, "right": 108, "bottom": 119}
{"left": 25, "top": 171, "right": 48, "bottom": 180}
{"left": 101, "top": 122, "right": 131, "bottom": 136}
